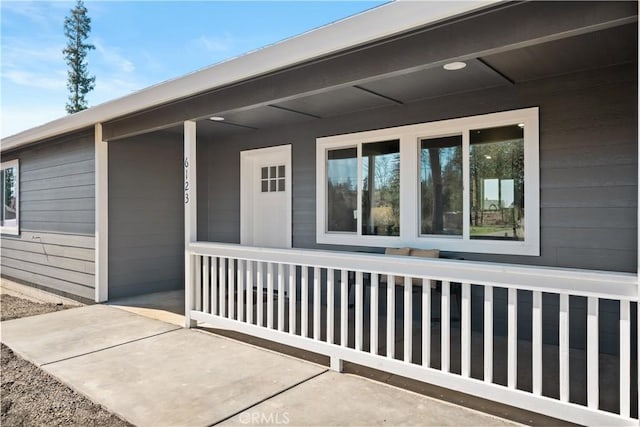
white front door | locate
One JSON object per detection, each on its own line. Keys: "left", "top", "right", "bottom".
{"left": 240, "top": 145, "right": 292, "bottom": 248}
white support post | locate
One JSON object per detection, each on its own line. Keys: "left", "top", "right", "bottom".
{"left": 184, "top": 120, "right": 197, "bottom": 328}
{"left": 94, "top": 123, "right": 108, "bottom": 303}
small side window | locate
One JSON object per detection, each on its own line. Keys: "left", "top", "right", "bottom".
{"left": 1, "top": 159, "right": 19, "bottom": 235}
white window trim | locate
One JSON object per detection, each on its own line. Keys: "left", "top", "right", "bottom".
{"left": 316, "top": 107, "right": 540, "bottom": 256}
{"left": 1, "top": 159, "right": 20, "bottom": 236}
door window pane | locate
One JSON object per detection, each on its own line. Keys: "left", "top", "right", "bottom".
{"left": 327, "top": 148, "right": 357, "bottom": 232}
{"left": 470, "top": 125, "right": 524, "bottom": 240}
{"left": 362, "top": 140, "right": 400, "bottom": 236}
{"left": 420, "top": 135, "right": 462, "bottom": 236}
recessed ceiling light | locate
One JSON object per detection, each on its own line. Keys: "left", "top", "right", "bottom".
{"left": 443, "top": 61, "right": 466, "bottom": 71}
{"left": 517, "top": 123, "right": 525, "bottom": 128}
{"left": 209, "top": 116, "right": 225, "bottom": 121}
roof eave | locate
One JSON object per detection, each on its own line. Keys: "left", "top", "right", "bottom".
{"left": 1, "top": 0, "right": 500, "bottom": 152}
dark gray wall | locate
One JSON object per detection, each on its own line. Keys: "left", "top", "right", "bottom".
{"left": 0, "top": 130, "right": 96, "bottom": 301}
{"left": 108, "top": 132, "right": 184, "bottom": 299}
{"left": 202, "top": 63, "right": 637, "bottom": 273}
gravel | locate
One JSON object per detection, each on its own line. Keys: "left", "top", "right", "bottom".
{"left": 0, "top": 294, "right": 69, "bottom": 321}
{"left": 1, "top": 294, "right": 132, "bottom": 427}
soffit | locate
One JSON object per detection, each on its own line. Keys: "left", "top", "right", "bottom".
{"left": 191, "top": 22, "right": 637, "bottom": 140}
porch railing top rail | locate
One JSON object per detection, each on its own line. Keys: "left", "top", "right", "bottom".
{"left": 188, "top": 241, "right": 637, "bottom": 301}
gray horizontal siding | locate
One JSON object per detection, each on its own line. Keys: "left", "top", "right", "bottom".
{"left": 108, "top": 133, "right": 184, "bottom": 299}
{"left": 202, "top": 63, "right": 637, "bottom": 273}
{"left": 0, "top": 231, "right": 95, "bottom": 300}
{"left": 3, "top": 130, "right": 96, "bottom": 235}
{"left": 0, "top": 130, "right": 95, "bottom": 300}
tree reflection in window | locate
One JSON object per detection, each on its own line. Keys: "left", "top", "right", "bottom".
{"left": 420, "top": 135, "right": 463, "bottom": 236}
{"left": 327, "top": 148, "right": 357, "bottom": 232}
{"left": 1, "top": 163, "right": 18, "bottom": 228}
{"left": 470, "top": 125, "right": 525, "bottom": 241}
{"left": 362, "top": 140, "right": 400, "bottom": 236}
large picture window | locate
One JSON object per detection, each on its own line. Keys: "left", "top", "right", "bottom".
{"left": 1, "top": 160, "right": 19, "bottom": 235}
{"left": 316, "top": 108, "right": 539, "bottom": 255}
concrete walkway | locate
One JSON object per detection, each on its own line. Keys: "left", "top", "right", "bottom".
{"left": 1, "top": 304, "right": 521, "bottom": 427}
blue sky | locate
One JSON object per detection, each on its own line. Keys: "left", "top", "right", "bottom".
{"left": 1, "top": 1, "right": 385, "bottom": 137}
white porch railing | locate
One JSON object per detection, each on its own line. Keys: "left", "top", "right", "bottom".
{"left": 186, "top": 241, "right": 638, "bottom": 426}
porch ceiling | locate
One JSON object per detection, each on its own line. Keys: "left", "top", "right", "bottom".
{"left": 192, "top": 22, "right": 637, "bottom": 140}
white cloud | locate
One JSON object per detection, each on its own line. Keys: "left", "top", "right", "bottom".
{"left": 3, "top": 69, "right": 66, "bottom": 91}
{"left": 196, "top": 34, "right": 233, "bottom": 54}
{"left": 94, "top": 39, "right": 135, "bottom": 74}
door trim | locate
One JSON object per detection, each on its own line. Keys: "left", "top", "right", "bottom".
{"left": 240, "top": 145, "right": 292, "bottom": 248}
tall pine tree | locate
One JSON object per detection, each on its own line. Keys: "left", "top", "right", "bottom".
{"left": 63, "top": 0, "right": 95, "bottom": 114}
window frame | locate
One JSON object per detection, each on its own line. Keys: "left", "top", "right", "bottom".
{"left": 1, "top": 159, "right": 20, "bottom": 236}
{"left": 316, "top": 107, "right": 540, "bottom": 255}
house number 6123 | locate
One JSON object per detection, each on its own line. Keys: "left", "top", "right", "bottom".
{"left": 184, "top": 157, "right": 190, "bottom": 204}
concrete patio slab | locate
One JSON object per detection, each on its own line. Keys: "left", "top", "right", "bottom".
{"left": 108, "top": 290, "right": 184, "bottom": 326}
{"left": 43, "top": 328, "right": 327, "bottom": 427}
{"left": 220, "top": 370, "right": 520, "bottom": 426}
{"left": 1, "top": 305, "right": 179, "bottom": 366}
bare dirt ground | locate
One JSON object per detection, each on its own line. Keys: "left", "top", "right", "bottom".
{"left": 1, "top": 294, "right": 132, "bottom": 426}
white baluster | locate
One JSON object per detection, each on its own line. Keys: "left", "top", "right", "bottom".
{"left": 355, "top": 272, "right": 363, "bottom": 351}
{"left": 219, "top": 257, "right": 226, "bottom": 317}
{"left": 195, "top": 255, "right": 202, "bottom": 311}
{"left": 422, "top": 279, "right": 431, "bottom": 368}
{"left": 341, "top": 270, "right": 348, "bottom": 347}
{"left": 314, "top": 267, "right": 321, "bottom": 340}
{"left": 211, "top": 257, "right": 217, "bottom": 316}
{"left": 247, "top": 261, "right": 253, "bottom": 324}
{"left": 484, "top": 285, "right": 493, "bottom": 382}
{"left": 507, "top": 287, "right": 517, "bottom": 388}
{"left": 441, "top": 281, "right": 450, "bottom": 372}
{"left": 301, "top": 266, "right": 308, "bottom": 337}
{"left": 228, "top": 258, "right": 235, "bottom": 319}
{"left": 256, "top": 262, "right": 263, "bottom": 326}
{"left": 327, "top": 268, "right": 335, "bottom": 344}
{"left": 404, "top": 276, "right": 412, "bottom": 363}
{"left": 278, "top": 263, "right": 285, "bottom": 332}
{"left": 289, "top": 264, "right": 297, "bottom": 335}
{"left": 370, "top": 273, "right": 379, "bottom": 355}
{"left": 532, "top": 291, "right": 542, "bottom": 395}
{"left": 587, "top": 297, "right": 599, "bottom": 409}
{"left": 267, "top": 262, "right": 274, "bottom": 329}
{"left": 237, "top": 259, "right": 244, "bottom": 322}
{"left": 387, "top": 275, "right": 395, "bottom": 359}
{"left": 559, "top": 293, "right": 569, "bottom": 402}
{"left": 461, "top": 283, "right": 471, "bottom": 377}
{"left": 203, "top": 256, "right": 209, "bottom": 313}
